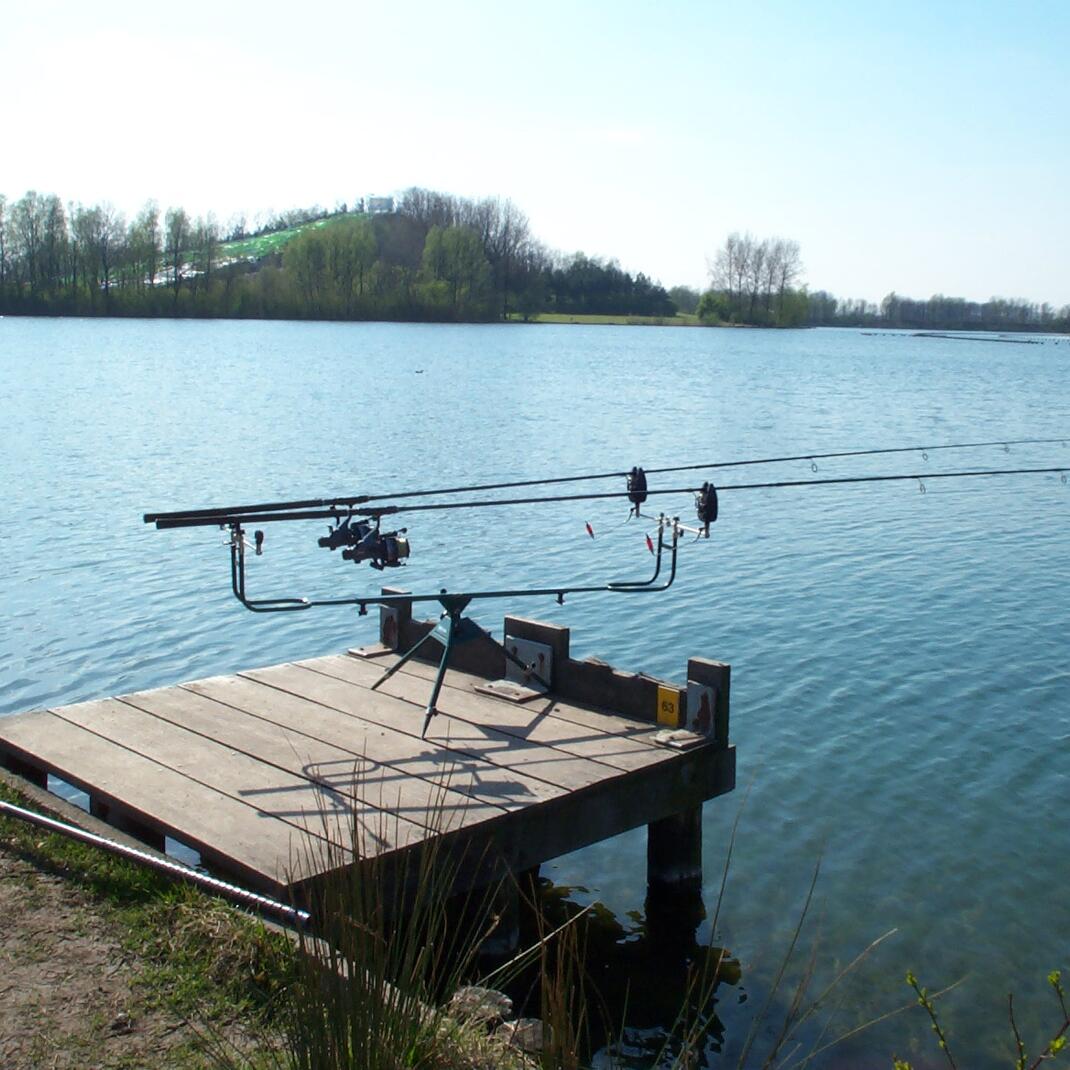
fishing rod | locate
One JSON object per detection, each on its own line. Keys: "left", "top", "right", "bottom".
{"left": 143, "top": 436, "right": 1068, "bottom": 525}
{"left": 144, "top": 450, "right": 1066, "bottom": 735}
{"left": 147, "top": 465, "right": 1068, "bottom": 527}
{"left": 148, "top": 472, "right": 707, "bottom": 732}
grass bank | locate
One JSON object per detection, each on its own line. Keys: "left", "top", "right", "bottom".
{"left": 0, "top": 778, "right": 293, "bottom": 1069}
{"left": 0, "top": 778, "right": 538, "bottom": 1070}
{"left": 510, "top": 312, "right": 701, "bottom": 327}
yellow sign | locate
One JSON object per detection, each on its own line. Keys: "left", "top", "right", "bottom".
{"left": 656, "top": 685, "right": 681, "bottom": 727}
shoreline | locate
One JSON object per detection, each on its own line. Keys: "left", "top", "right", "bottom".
{"left": 3, "top": 308, "right": 1067, "bottom": 335}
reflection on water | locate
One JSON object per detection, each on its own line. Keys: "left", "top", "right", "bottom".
{"left": 511, "top": 879, "right": 741, "bottom": 1068}
{"left": 2, "top": 317, "right": 1068, "bottom": 1068}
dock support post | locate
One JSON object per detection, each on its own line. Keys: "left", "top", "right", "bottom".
{"left": 647, "top": 804, "right": 703, "bottom": 890}
{"left": 1, "top": 751, "right": 48, "bottom": 789}
{"left": 647, "top": 805, "right": 705, "bottom": 947}
{"left": 479, "top": 868, "right": 520, "bottom": 961}
{"left": 89, "top": 798, "right": 166, "bottom": 852}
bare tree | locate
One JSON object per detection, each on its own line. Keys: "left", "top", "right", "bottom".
{"left": 164, "top": 206, "right": 190, "bottom": 305}
{"left": 129, "top": 201, "right": 161, "bottom": 290}
{"left": 0, "top": 195, "right": 8, "bottom": 294}
{"left": 707, "top": 232, "right": 804, "bottom": 325}
{"left": 773, "top": 239, "right": 802, "bottom": 316}
{"left": 11, "top": 191, "right": 44, "bottom": 293}
{"left": 96, "top": 204, "right": 124, "bottom": 301}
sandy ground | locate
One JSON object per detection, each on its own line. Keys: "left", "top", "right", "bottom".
{"left": 0, "top": 845, "right": 202, "bottom": 1070}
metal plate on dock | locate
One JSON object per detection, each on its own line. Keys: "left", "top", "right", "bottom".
{"left": 505, "top": 636, "right": 552, "bottom": 689}
{"left": 348, "top": 643, "right": 395, "bottom": 659}
{"left": 653, "top": 729, "right": 709, "bottom": 750}
{"left": 473, "top": 679, "right": 546, "bottom": 704}
{"left": 474, "top": 634, "right": 553, "bottom": 703}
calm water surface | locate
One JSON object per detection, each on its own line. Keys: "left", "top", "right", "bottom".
{"left": 2, "top": 317, "right": 1068, "bottom": 1066}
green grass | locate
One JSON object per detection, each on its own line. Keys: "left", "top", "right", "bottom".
{"left": 511, "top": 312, "right": 701, "bottom": 327}
{"left": 220, "top": 213, "right": 367, "bottom": 260}
{"left": 0, "top": 781, "right": 537, "bottom": 1070}
{"left": 0, "top": 781, "right": 293, "bottom": 1065}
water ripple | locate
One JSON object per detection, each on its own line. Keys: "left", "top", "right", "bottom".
{"left": 2, "top": 318, "right": 1068, "bottom": 1068}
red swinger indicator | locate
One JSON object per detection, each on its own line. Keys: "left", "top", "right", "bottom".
{"left": 585, "top": 522, "right": 595, "bottom": 539}
{"left": 645, "top": 533, "right": 655, "bottom": 554}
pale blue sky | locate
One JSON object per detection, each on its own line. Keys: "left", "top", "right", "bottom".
{"left": 4, "top": 0, "right": 1067, "bottom": 303}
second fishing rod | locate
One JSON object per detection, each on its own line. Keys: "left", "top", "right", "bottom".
{"left": 144, "top": 435, "right": 1069, "bottom": 527}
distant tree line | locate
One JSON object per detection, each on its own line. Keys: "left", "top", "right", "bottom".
{"left": 3, "top": 189, "right": 1065, "bottom": 331}
{"left": 0, "top": 187, "right": 675, "bottom": 322}
{"left": 698, "top": 231, "right": 1069, "bottom": 332}
{"left": 805, "top": 291, "right": 1070, "bottom": 332}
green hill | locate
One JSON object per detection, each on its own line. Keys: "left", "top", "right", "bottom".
{"left": 220, "top": 212, "right": 367, "bottom": 260}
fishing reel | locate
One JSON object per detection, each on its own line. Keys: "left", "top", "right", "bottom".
{"left": 318, "top": 515, "right": 410, "bottom": 570}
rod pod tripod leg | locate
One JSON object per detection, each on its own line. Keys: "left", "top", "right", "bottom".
{"left": 371, "top": 595, "right": 474, "bottom": 737}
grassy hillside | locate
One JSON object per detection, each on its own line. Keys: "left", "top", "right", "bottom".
{"left": 219, "top": 211, "right": 367, "bottom": 260}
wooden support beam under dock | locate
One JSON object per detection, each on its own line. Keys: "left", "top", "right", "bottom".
{"left": 0, "top": 605, "right": 735, "bottom": 912}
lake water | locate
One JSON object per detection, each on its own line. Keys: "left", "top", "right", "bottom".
{"left": 2, "top": 316, "right": 1068, "bottom": 1066}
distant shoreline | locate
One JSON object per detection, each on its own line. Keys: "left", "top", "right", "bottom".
{"left": 2, "top": 309, "right": 1068, "bottom": 336}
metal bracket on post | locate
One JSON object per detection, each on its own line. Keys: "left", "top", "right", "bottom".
{"left": 351, "top": 604, "right": 400, "bottom": 659}
{"left": 685, "top": 680, "right": 719, "bottom": 740}
{"left": 351, "top": 591, "right": 408, "bottom": 659}
{"left": 476, "top": 636, "right": 553, "bottom": 704}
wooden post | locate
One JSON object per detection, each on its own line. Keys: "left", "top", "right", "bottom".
{"left": 647, "top": 805, "right": 705, "bottom": 943}
{"left": 687, "top": 658, "right": 730, "bottom": 747}
{"left": 381, "top": 586, "right": 412, "bottom": 649}
{"left": 647, "top": 804, "right": 703, "bottom": 889}
{"left": 479, "top": 865, "right": 520, "bottom": 960}
{"left": 1, "top": 750, "right": 48, "bottom": 789}
{"left": 89, "top": 797, "right": 166, "bottom": 852}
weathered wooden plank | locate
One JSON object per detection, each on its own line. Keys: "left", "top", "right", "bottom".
{"left": 347, "top": 649, "right": 665, "bottom": 741}
{"left": 557, "top": 656, "right": 673, "bottom": 723}
{"left": 308, "top": 655, "right": 670, "bottom": 771}
{"left": 243, "top": 663, "right": 617, "bottom": 792}
{"left": 374, "top": 604, "right": 682, "bottom": 722}
{"left": 120, "top": 684, "right": 502, "bottom": 834}
{"left": 392, "top": 618, "right": 506, "bottom": 679}
{"left": 494, "top": 745, "right": 735, "bottom": 875}
{"left": 0, "top": 709, "right": 309, "bottom": 893}
{"left": 183, "top": 673, "right": 558, "bottom": 812}
{"left": 306, "top": 743, "right": 737, "bottom": 889}
{"left": 49, "top": 697, "right": 427, "bottom": 862}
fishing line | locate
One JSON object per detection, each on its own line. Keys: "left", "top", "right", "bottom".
{"left": 141, "top": 437, "right": 1070, "bottom": 742}
{"left": 373, "top": 465, "right": 1069, "bottom": 516}
{"left": 144, "top": 436, "right": 1068, "bottom": 524}
{"left": 642, "top": 437, "right": 1069, "bottom": 477}
{"left": 150, "top": 465, "right": 1068, "bottom": 528}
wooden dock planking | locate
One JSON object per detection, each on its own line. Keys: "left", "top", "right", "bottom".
{"left": 368, "top": 654, "right": 667, "bottom": 740}
{"left": 121, "top": 684, "right": 503, "bottom": 833}
{"left": 48, "top": 697, "right": 427, "bottom": 860}
{"left": 244, "top": 663, "right": 621, "bottom": 791}
{"left": 183, "top": 673, "right": 559, "bottom": 812}
{"left": 0, "top": 611, "right": 736, "bottom": 906}
{"left": 0, "top": 709, "right": 312, "bottom": 893}
{"left": 309, "top": 654, "right": 668, "bottom": 771}
{"left": 472, "top": 742, "right": 734, "bottom": 878}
